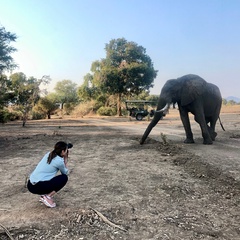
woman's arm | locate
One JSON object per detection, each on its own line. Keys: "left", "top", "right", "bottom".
{"left": 63, "top": 149, "right": 69, "bottom": 167}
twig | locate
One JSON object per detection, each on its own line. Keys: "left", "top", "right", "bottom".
{"left": 0, "top": 223, "right": 14, "bottom": 240}
{"left": 90, "top": 208, "right": 127, "bottom": 232}
{"left": 76, "top": 214, "right": 82, "bottom": 223}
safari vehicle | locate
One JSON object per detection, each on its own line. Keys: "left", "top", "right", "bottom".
{"left": 125, "top": 100, "right": 157, "bottom": 121}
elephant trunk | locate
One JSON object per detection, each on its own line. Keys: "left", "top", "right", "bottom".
{"left": 140, "top": 103, "right": 170, "bottom": 145}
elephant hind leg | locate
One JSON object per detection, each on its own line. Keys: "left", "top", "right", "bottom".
{"left": 194, "top": 115, "right": 213, "bottom": 145}
{"left": 211, "top": 132, "right": 217, "bottom": 141}
{"left": 207, "top": 125, "right": 217, "bottom": 141}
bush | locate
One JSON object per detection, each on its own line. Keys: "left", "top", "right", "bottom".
{"left": 63, "top": 102, "right": 76, "bottom": 115}
{"left": 32, "top": 111, "right": 46, "bottom": 120}
{"left": 121, "top": 108, "right": 128, "bottom": 116}
{"left": 72, "top": 101, "right": 96, "bottom": 117}
{"left": 0, "top": 109, "right": 9, "bottom": 123}
{"left": 97, "top": 106, "right": 117, "bottom": 116}
{"left": 8, "top": 110, "right": 22, "bottom": 121}
{"left": 0, "top": 109, "right": 21, "bottom": 123}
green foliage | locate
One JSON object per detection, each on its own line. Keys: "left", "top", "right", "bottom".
{"left": 33, "top": 96, "right": 58, "bottom": 119}
{"left": 121, "top": 107, "right": 128, "bottom": 116}
{"left": 92, "top": 100, "right": 104, "bottom": 111}
{"left": 222, "top": 98, "right": 240, "bottom": 105}
{"left": 0, "top": 74, "right": 13, "bottom": 107}
{"left": 0, "top": 26, "right": 17, "bottom": 74}
{"left": 97, "top": 106, "right": 117, "bottom": 116}
{"left": 0, "top": 108, "right": 9, "bottom": 123}
{"left": 10, "top": 73, "right": 35, "bottom": 104}
{"left": 6, "top": 72, "right": 50, "bottom": 124}
{"left": 31, "top": 111, "right": 46, "bottom": 120}
{"left": 0, "top": 25, "right": 18, "bottom": 115}
{"left": 99, "top": 38, "right": 157, "bottom": 95}
{"left": 160, "top": 133, "right": 168, "bottom": 145}
{"left": 126, "top": 91, "right": 158, "bottom": 103}
{"left": 0, "top": 108, "right": 21, "bottom": 123}
{"left": 222, "top": 99, "right": 227, "bottom": 105}
{"left": 77, "top": 73, "right": 101, "bottom": 101}
{"left": 227, "top": 100, "right": 238, "bottom": 105}
{"left": 82, "top": 38, "right": 157, "bottom": 116}
{"left": 8, "top": 110, "right": 21, "bottom": 121}
{"left": 54, "top": 79, "right": 78, "bottom": 104}
{"left": 146, "top": 94, "right": 159, "bottom": 103}
{"left": 63, "top": 102, "right": 76, "bottom": 115}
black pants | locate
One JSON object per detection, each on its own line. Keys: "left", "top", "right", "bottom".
{"left": 27, "top": 174, "right": 68, "bottom": 195}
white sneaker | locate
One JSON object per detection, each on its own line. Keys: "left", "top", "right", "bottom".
{"left": 39, "top": 195, "right": 56, "bottom": 208}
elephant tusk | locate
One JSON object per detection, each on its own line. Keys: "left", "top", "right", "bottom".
{"left": 156, "top": 103, "right": 170, "bottom": 114}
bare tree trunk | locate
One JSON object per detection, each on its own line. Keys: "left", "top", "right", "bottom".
{"left": 117, "top": 93, "right": 122, "bottom": 116}
{"left": 22, "top": 108, "right": 28, "bottom": 127}
{"left": 60, "top": 102, "right": 64, "bottom": 119}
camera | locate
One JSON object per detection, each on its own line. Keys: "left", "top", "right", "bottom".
{"left": 67, "top": 143, "right": 73, "bottom": 149}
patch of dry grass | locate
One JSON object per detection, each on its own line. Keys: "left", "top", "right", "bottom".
{"left": 221, "top": 105, "right": 240, "bottom": 113}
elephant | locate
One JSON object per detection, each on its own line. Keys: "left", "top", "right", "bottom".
{"left": 140, "top": 74, "right": 225, "bottom": 145}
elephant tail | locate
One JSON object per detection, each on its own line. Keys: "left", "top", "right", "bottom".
{"left": 219, "top": 117, "right": 225, "bottom": 131}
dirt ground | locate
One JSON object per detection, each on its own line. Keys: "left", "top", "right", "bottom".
{"left": 0, "top": 106, "right": 240, "bottom": 240}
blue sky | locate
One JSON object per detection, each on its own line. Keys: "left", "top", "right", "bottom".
{"left": 0, "top": 0, "right": 240, "bottom": 98}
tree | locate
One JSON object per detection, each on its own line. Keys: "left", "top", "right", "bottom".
{"left": 78, "top": 73, "right": 98, "bottom": 101}
{"left": 0, "top": 74, "right": 13, "bottom": 107}
{"left": 33, "top": 96, "right": 58, "bottom": 119}
{"left": 0, "top": 26, "right": 17, "bottom": 115}
{"left": 227, "top": 100, "right": 237, "bottom": 106}
{"left": 95, "top": 38, "right": 157, "bottom": 116}
{"left": 222, "top": 98, "right": 227, "bottom": 105}
{"left": 0, "top": 26, "right": 17, "bottom": 74}
{"left": 54, "top": 80, "right": 79, "bottom": 112}
{"left": 9, "top": 72, "right": 50, "bottom": 126}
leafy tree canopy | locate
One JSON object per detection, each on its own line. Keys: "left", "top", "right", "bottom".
{"left": 54, "top": 79, "right": 79, "bottom": 106}
{"left": 0, "top": 26, "right": 17, "bottom": 110}
{"left": 9, "top": 72, "right": 50, "bottom": 125}
{"left": 79, "top": 38, "right": 157, "bottom": 116}
{"left": 0, "top": 26, "right": 17, "bottom": 74}
{"left": 87, "top": 38, "right": 158, "bottom": 115}
{"left": 78, "top": 73, "right": 99, "bottom": 101}
{"left": 9, "top": 73, "right": 50, "bottom": 105}
{"left": 99, "top": 38, "right": 157, "bottom": 96}
{"left": 33, "top": 96, "right": 58, "bottom": 119}
{"left": 0, "top": 74, "right": 12, "bottom": 108}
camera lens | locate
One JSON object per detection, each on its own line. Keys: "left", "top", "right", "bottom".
{"left": 67, "top": 143, "right": 73, "bottom": 149}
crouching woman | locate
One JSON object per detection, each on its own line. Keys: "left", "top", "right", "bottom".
{"left": 27, "top": 141, "right": 72, "bottom": 208}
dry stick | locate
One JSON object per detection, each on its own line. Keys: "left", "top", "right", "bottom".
{"left": 0, "top": 223, "right": 14, "bottom": 240}
{"left": 90, "top": 208, "right": 127, "bottom": 232}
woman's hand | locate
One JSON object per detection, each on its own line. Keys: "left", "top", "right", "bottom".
{"left": 63, "top": 149, "right": 68, "bottom": 167}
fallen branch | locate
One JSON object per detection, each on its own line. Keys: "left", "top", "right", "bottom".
{"left": 90, "top": 208, "right": 127, "bottom": 232}
{"left": 0, "top": 223, "right": 14, "bottom": 240}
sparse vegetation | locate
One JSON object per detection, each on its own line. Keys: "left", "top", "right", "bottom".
{"left": 160, "top": 132, "right": 168, "bottom": 145}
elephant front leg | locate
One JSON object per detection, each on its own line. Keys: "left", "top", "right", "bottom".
{"left": 179, "top": 108, "right": 194, "bottom": 143}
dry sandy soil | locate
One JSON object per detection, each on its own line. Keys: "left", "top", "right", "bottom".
{"left": 0, "top": 106, "right": 240, "bottom": 240}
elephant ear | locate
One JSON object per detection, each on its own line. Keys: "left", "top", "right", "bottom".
{"left": 180, "top": 75, "right": 207, "bottom": 106}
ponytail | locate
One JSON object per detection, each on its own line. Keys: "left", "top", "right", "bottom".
{"left": 47, "top": 141, "right": 67, "bottom": 164}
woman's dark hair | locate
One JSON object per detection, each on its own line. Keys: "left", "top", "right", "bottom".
{"left": 47, "top": 141, "right": 68, "bottom": 164}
